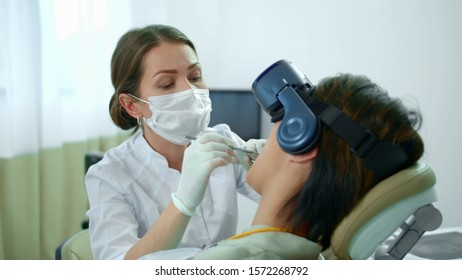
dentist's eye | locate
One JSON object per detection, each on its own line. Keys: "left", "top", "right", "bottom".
{"left": 159, "top": 83, "right": 173, "bottom": 90}
{"left": 189, "top": 75, "right": 202, "bottom": 83}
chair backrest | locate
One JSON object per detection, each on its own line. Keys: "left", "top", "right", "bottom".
{"left": 330, "top": 162, "right": 442, "bottom": 260}
{"left": 55, "top": 229, "right": 93, "bottom": 260}
{"left": 81, "top": 152, "right": 104, "bottom": 230}
{"left": 55, "top": 152, "right": 102, "bottom": 259}
{"left": 85, "top": 151, "right": 104, "bottom": 174}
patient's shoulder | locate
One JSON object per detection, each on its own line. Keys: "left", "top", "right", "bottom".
{"left": 194, "top": 225, "right": 322, "bottom": 260}
{"left": 194, "top": 239, "right": 280, "bottom": 260}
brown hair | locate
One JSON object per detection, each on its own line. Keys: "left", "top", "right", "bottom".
{"left": 286, "top": 74, "right": 424, "bottom": 249}
{"left": 109, "top": 24, "right": 197, "bottom": 131}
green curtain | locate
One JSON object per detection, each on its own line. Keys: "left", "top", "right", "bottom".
{"left": 0, "top": 133, "right": 129, "bottom": 259}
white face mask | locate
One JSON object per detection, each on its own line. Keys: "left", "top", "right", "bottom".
{"left": 131, "top": 88, "right": 212, "bottom": 145}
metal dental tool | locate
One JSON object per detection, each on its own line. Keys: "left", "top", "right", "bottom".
{"left": 184, "top": 135, "right": 258, "bottom": 157}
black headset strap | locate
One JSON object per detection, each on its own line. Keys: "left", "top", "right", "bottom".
{"left": 300, "top": 93, "right": 409, "bottom": 180}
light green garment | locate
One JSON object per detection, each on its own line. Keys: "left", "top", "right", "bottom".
{"left": 194, "top": 225, "right": 322, "bottom": 260}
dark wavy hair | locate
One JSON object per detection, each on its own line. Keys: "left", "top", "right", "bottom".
{"left": 284, "top": 74, "right": 424, "bottom": 250}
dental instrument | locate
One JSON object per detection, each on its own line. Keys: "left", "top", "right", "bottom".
{"left": 184, "top": 135, "right": 258, "bottom": 156}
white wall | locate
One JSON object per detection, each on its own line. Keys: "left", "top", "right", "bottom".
{"left": 131, "top": 0, "right": 462, "bottom": 229}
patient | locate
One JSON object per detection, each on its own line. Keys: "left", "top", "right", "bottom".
{"left": 194, "top": 64, "right": 424, "bottom": 259}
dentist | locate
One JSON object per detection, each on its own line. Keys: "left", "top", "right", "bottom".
{"left": 85, "top": 24, "right": 263, "bottom": 260}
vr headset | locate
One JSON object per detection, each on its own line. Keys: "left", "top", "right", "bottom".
{"left": 251, "top": 59, "right": 409, "bottom": 180}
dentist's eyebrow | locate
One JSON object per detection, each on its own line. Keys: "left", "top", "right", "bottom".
{"left": 152, "top": 69, "right": 177, "bottom": 79}
{"left": 188, "top": 62, "right": 201, "bottom": 70}
{"left": 151, "top": 62, "right": 201, "bottom": 79}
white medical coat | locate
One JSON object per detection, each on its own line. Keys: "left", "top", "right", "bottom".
{"left": 85, "top": 124, "right": 260, "bottom": 259}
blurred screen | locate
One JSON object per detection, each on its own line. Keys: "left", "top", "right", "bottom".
{"left": 209, "top": 89, "right": 261, "bottom": 141}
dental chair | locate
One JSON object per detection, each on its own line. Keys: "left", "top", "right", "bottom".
{"left": 81, "top": 151, "right": 104, "bottom": 229}
{"left": 55, "top": 229, "right": 93, "bottom": 260}
{"left": 55, "top": 152, "right": 103, "bottom": 260}
{"left": 328, "top": 161, "right": 442, "bottom": 260}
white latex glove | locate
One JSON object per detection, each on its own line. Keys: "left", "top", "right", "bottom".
{"left": 234, "top": 139, "right": 267, "bottom": 171}
{"left": 172, "top": 133, "right": 238, "bottom": 216}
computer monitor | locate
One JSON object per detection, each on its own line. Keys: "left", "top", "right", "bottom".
{"left": 209, "top": 89, "right": 261, "bottom": 141}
